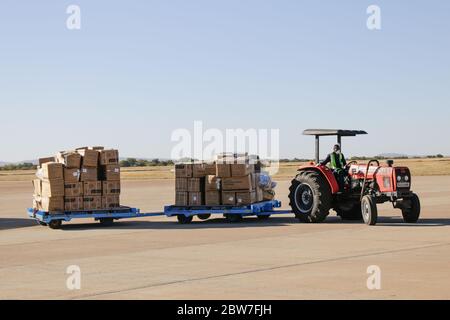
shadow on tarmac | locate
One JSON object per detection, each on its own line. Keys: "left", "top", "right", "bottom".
{"left": 0, "top": 217, "right": 39, "bottom": 230}
{"left": 52, "top": 215, "right": 450, "bottom": 231}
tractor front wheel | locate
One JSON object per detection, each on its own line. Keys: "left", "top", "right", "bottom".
{"left": 402, "top": 193, "right": 421, "bottom": 223}
{"left": 361, "top": 195, "right": 377, "bottom": 226}
{"left": 289, "top": 171, "right": 331, "bottom": 223}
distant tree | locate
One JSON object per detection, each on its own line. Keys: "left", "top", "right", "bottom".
{"left": 0, "top": 162, "right": 37, "bottom": 171}
{"left": 120, "top": 160, "right": 131, "bottom": 167}
{"left": 119, "top": 158, "right": 174, "bottom": 167}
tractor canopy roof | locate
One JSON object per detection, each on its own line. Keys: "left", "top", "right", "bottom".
{"left": 303, "top": 129, "right": 368, "bottom": 137}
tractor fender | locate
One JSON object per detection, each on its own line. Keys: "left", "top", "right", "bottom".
{"left": 297, "top": 165, "right": 340, "bottom": 194}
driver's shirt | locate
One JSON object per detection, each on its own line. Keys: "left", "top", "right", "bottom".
{"left": 320, "top": 152, "right": 347, "bottom": 169}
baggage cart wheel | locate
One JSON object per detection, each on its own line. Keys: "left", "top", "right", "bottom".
{"left": 99, "top": 218, "right": 114, "bottom": 226}
{"left": 177, "top": 215, "right": 193, "bottom": 224}
{"left": 38, "top": 221, "right": 48, "bottom": 226}
{"left": 197, "top": 214, "right": 211, "bottom": 220}
{"left": 257, "top": 214, "right": 271, "bottom": 220}
{"left": 225, "top": 214, "right": 243, "bottom": 223}
{"left": 48, "top": 220, "right": 62, "bottom": 229}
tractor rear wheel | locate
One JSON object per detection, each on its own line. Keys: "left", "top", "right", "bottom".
{"left": 402, "top": 193, "right": 421, "bottom": 223}
{"left": 336, "top": 202, "right": 363, "bottom": 221}
{"left": 289, "top": 171, "right": 331, "bottom": 223}
{"left": 361, "top": 195, "right": 377, "bottom": 226}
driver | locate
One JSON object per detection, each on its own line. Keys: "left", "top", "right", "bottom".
{"left": 320, "top": 144, "right": 347, "bottom": 192}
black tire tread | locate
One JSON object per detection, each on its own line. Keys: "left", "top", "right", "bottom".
{"left": 288, "top": 170, "right": 332, "bottom": 223}
{"left": 361, "top": 195, "right": 378, "bottom": 226}
{"left": 402, "top": 193, "right": 421, "bottom": 223}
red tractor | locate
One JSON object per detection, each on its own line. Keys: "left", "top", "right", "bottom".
{"left": 288, "top": 129, "right": 421, "bottom": 226}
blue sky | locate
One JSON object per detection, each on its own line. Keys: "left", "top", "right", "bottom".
{"left": 0, "top": 1, "right": 449, "bottom": 161}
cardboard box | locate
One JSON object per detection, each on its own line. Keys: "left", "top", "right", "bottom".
{"left": 222, "top": 175, "right": 253, "bottom": 191}
{"left": 102, "top": 181, "right": 121, "bottom": 195}
{"left": 32, "top": 196, "right": 40, "bottom": 210}
{"left": 175, "top": 163, "right": 193, "bottom": 178}
{"left": 205, "top": 175, "right": 220, "bottom": 191}
{"left": 56, "top": 151, "right": 81, "bottom": 168}
{"left": 188, "top": 178, "right": 202, "bottom": 192}
{"left": 32, "top": 179, "right": 42, "bottom": 196}
{"left": 175, "top": 191, "right": 188, "bottom": 206}
{"left": 253, "top": 172, "right": 260, "bottom": 189}
{"left": 192, "top": 162, "right": 216, "bottom": 177}
{"left": 189, "top": 192, "right": 203, "bottom": 206}
{"left": 99, "top": 149, "right": 119, "bottom": 165}
{"left": 236, "top": 190, "right": 256, "bottom": 205}
{"left": 175, "top": 177, "right": 188, "bottom": 192}
{"left": 39, "top": 196, "right": 64, "bottom": 212}
{"left": 101, "top": 165, "right": 120, "bottom": 181}
{"left": 216, "top": 163, "right": 231, "bottom": 178}
{"left": 77, "top": 148, "right": 99, "bottom": 167}
{"left": 205, "top": 162, "right": 216, "bottom": 175}
{"left": 84, "top": 181, "right": 102, "bottom": 196}
{"left": 263, "top": 189, "right": 275, "bottom": 201}
{"left": 80, "top": 167, "right": 98, "bottom": 181}
{"left": 222, "top": 191, "right": 236, "bottom": 205}
{"left": 38, "top": 162, "right": 63, "bottom": 180}
{"left": 64, "top": 168, "right": 80, "bottom": 182}
{"left": 83, "top": 196, "right": 102, "bottom": 210}
{"left": 65, "top": 182, "right": 83, "bottom": 197}
{"left": 38, "top": 157, "right": 55, "bottom": 166}
{"left": 91, "top": 146, "right": 105, "bottom": 151}
{"left": 205, "top": 191, "right": 221, "bottom": 206}
{"left": 256, "top": 187, "right": 264, "bottom": 202}
{"left": 231, "top": 164, "right": 254, "bottom": 177}
{"left": 216, "top": 153, "right": 249, "bottom": 163}
{"left": 64, "top": 197, "right": 84, "bottom": 211}
{"left": 41, "top": 179, "right": 64, "bottom": 197}
{"left": 102, "top": 195, "right": 120, "bottom": 209}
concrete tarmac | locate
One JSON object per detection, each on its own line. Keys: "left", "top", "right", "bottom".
{"left": 0, "top": 177, "right": 449, "bottom": 299}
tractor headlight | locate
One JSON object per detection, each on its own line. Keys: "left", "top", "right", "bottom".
{"left": 405, "top": 176, "right": 409, "bottom": 182}
{"left": 397, "top": 176, "right": 402, "bottom": 182}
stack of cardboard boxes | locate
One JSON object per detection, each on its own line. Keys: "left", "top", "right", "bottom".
{"left": 174, "top": 156, "right": 275, "bottom": 207}
{"left": 32, "top": 147, "right": 121, "bottom": 212}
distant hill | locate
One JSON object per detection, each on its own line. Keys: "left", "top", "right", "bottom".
{"left": 377, "top": 153, "right": 409, "bottom": 158}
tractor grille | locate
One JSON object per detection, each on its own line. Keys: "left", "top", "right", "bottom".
{"left": 395, "top": 168, "right": 411, "bottom": 189}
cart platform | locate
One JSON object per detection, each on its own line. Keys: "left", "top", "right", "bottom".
{"left": 27, "top": 200, "right": 292, "bottom": 228}
{"left": 164, "top": 200, "right": 284, "bottom": 216}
